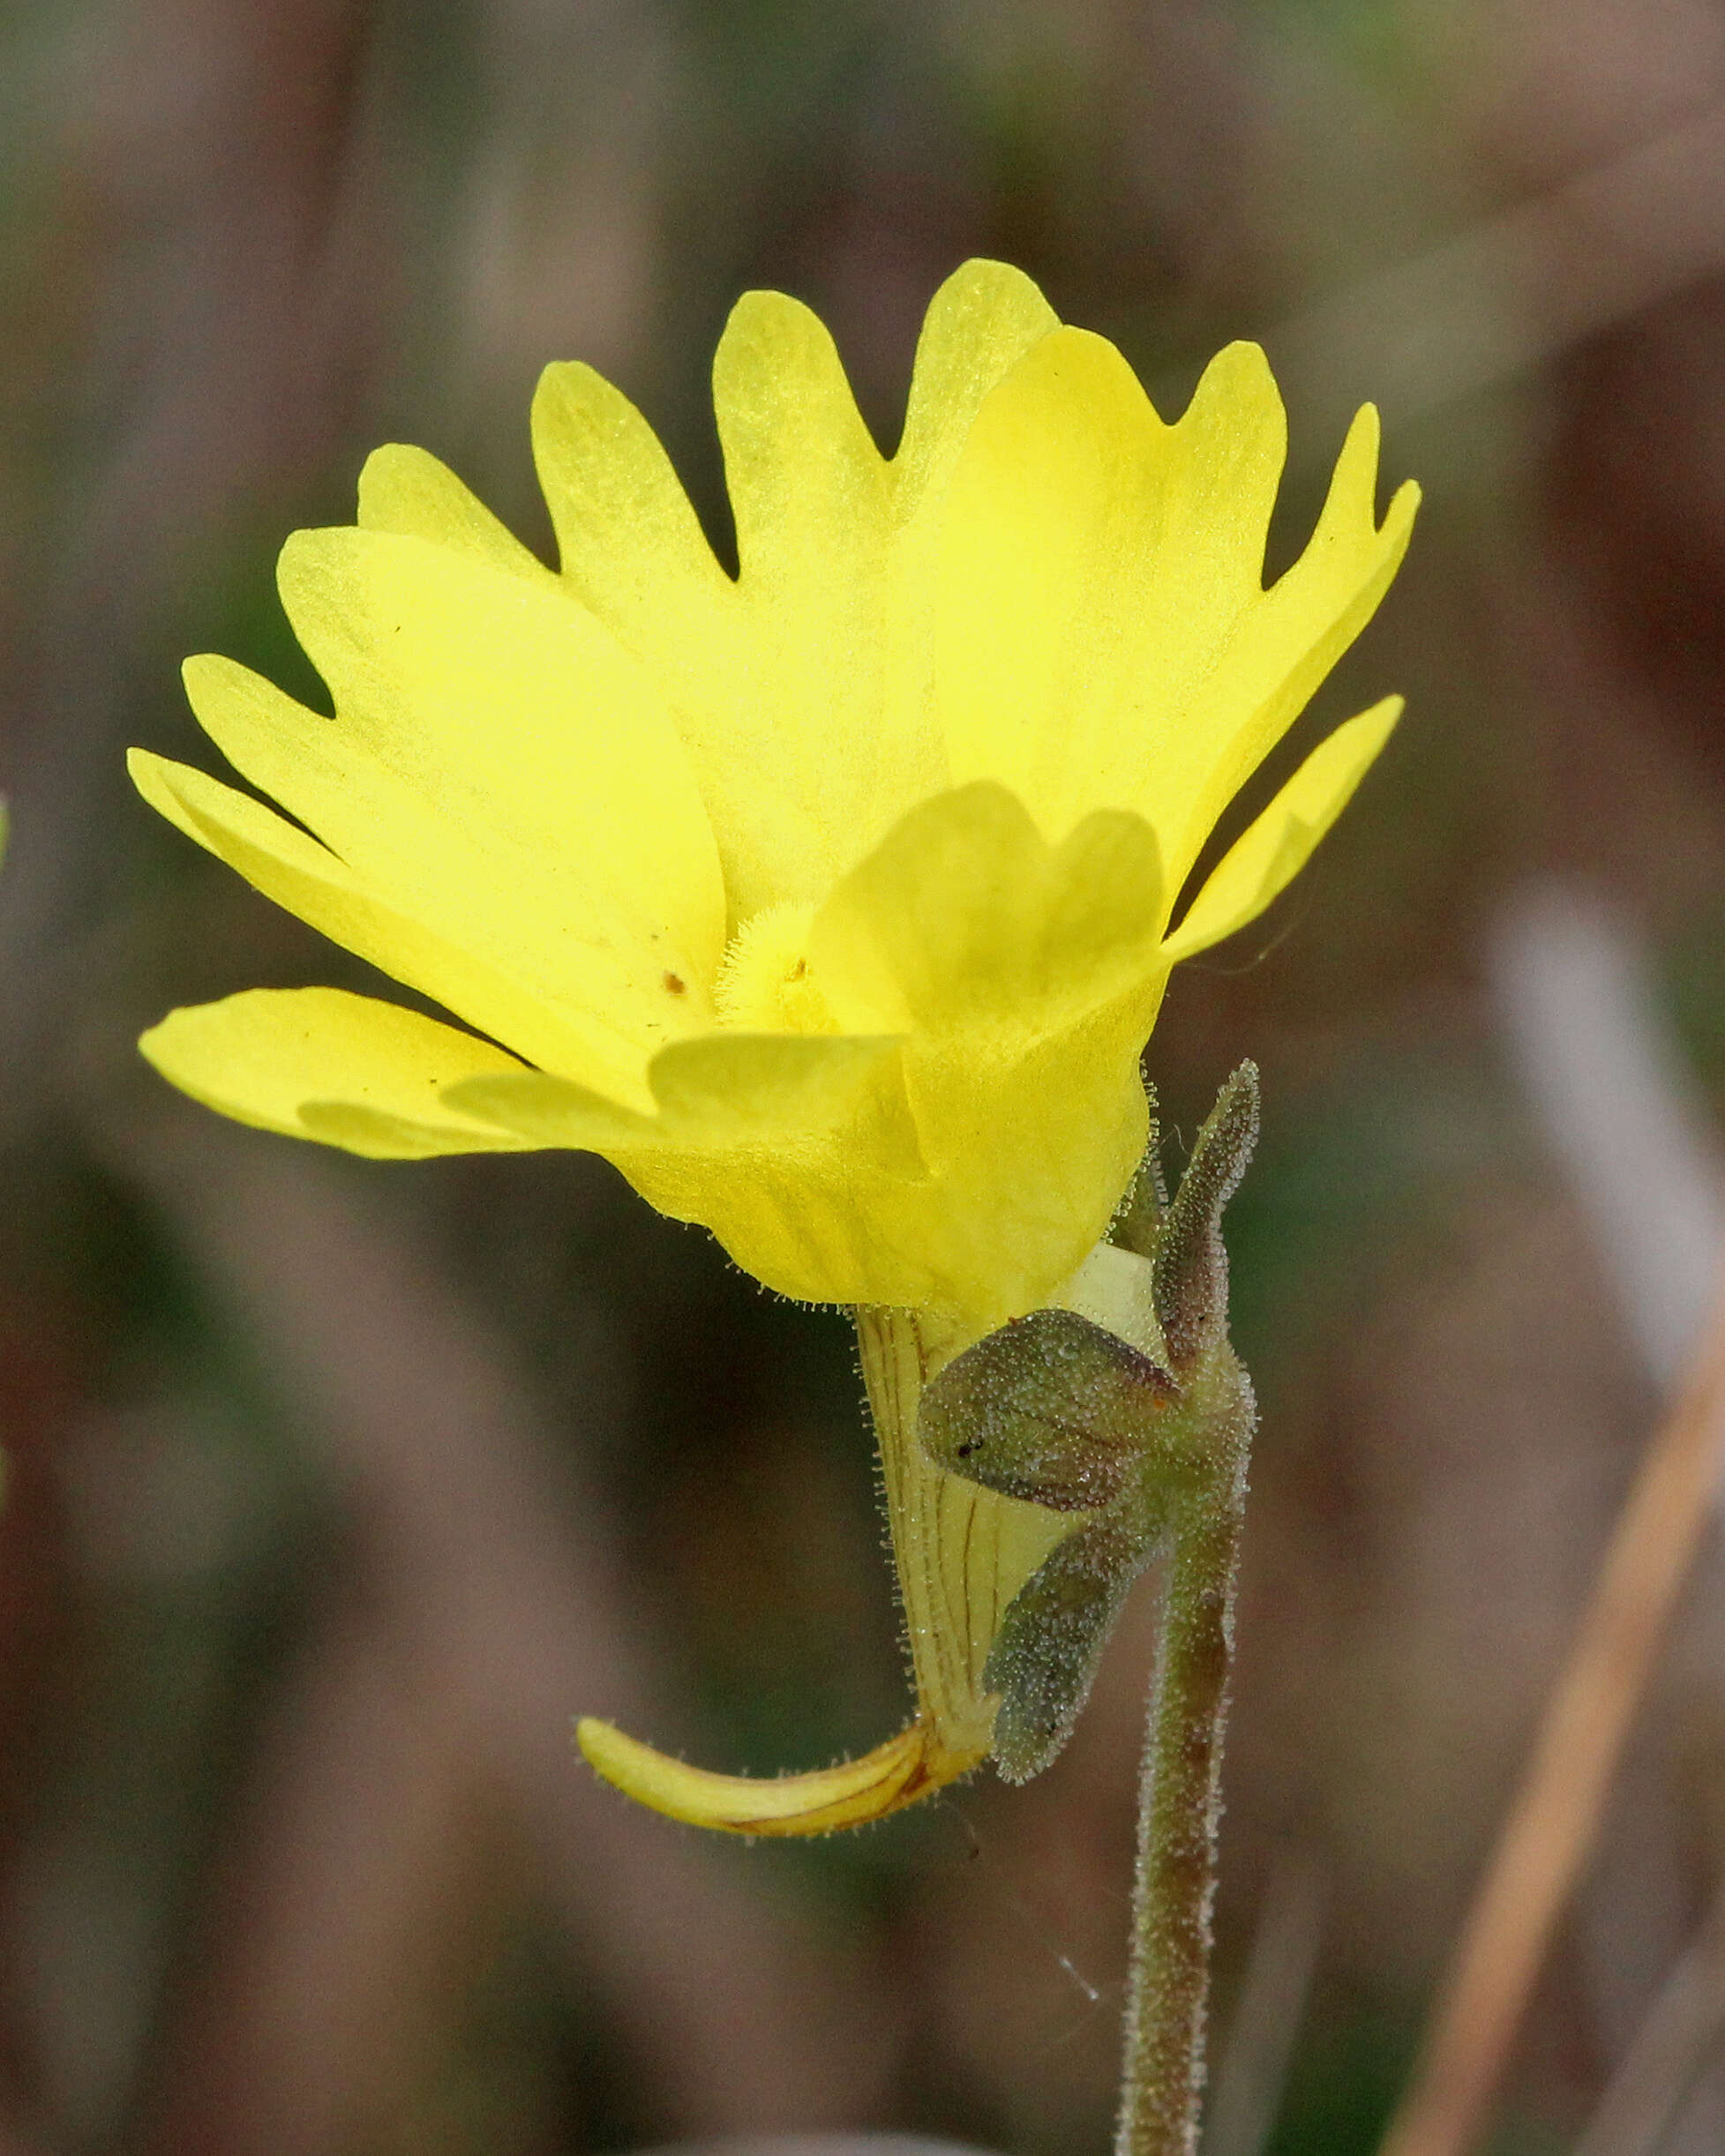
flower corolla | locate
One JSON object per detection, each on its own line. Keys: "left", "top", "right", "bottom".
{"left": 131, "top": 261, "right": 1415, "bottom": 1830}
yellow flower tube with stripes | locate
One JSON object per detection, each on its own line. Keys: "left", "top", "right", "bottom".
{"left": 131, "top": 261, "right": 1416, "bottom": 1833}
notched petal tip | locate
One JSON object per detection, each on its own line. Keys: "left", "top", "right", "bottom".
{"left": 936, "top": 256, "right": 1055, "bottom": 310}
{"left": 1184, "top": 338, "right": 1282, "bottom": 422}
{"left": 713, "top": 286, "right": 853, "bottom": 425}
{"left": 574, "top": 1713, "right": 985, "bottom": 1837}
{"left": 1330, "top": 401, "right": 1421, "bottom": 545}
{"left": 1384, "top": 472, "right": 1421, "bottom": 540}
{"left": 354, "top": 443, "right": 546, "bottom": 580}
{"left": 906, "top": 259, "right": 1061, "bottom": 394}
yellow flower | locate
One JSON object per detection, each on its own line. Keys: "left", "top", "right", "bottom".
{"left": 131, "top": 260, "right": 1416, "bottom": 1833}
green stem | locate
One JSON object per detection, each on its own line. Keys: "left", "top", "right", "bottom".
{"left": 1115, "top": 1469, "right": 1246, "bottom": 2156}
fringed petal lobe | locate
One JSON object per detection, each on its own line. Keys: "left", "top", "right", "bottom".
{"left": 533, "top": 262, "right": 1061, "bottom": 925}
{"left": 274, "top": 527, "right": 725, "bottom": 992}
{"left": 355, "top": 443, "right": 550, "bottom": 578}
{"left": 1166, "top": 408, "right": 1418, "bottom": 885}
{"left": 936, "top": 330, "right": 1417, "bottom": 888}
{"left": 1164, "top": 696, "right": 1403, "bottom": 962}
{"left": 131, "top": 746, "right": 661, "bottom": 1104}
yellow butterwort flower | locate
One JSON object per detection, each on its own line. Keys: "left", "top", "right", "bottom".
{"left": 131, "top": 260, "right": 1415, "bottom": 1834}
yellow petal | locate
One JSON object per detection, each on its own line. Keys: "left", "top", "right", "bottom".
{"left": 355, "top": 443, "right": 551, "bottom": 580}
{"left": 129, "top": 748, "right": 655, "bottom": 1099}
{"left": 709, "top": 290, "right": 919, "bottom": 906}
{"left": 531, "top": 357, "right": 728, "bottom": 619}
{"left": 890, "top": 259, "right": 1060, "bottom": 505}
{"left": 446, "top": 1030, "right": 928, "bottom": 1306}
{"left": 1168, "top": 408, "right": 1418, "bottom": 885}
{"left": 714, "top": 273, "right": 1067, "bottom": 901}
{"left": 807, "top": 782, "right": 1168, "bottom": 1329}
{"left": 532, "top": 360, "right": 774, "bottom": 920}
{"left": 1163, "top": 696, "right": 1403, "bottom": 962}
{"left": 716, "top": 288, "right": 891, "bottom": 603}
{"left": 179, "top": 651, "right": 711, "bottom": 1095}
{"left": 879, "top": 263, "right": 1061, "bottom": 817}
{"left": 532, "top": 263, "right": 1059, "bottom": 924}
{"left": 274, "top": 525, "right": 725, "bottom": 991}
{"left": 936, "top": 332, "right": 1417, "bottom": 888}
{"left": 574, "top": 1715, "right": 977, "bottom": 1837}
{"left": 139, "top": 987, "right": 535, "bottom": 1157}
{"left": 936, "top": 333, "right": 1270, "bottom": 842}
{"left": 534, "top": 308, "right": 910, "bottom": 925}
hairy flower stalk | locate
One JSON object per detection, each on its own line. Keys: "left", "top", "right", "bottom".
{"left": 129, "top": 254, "right": 1412, "bottom": 1883}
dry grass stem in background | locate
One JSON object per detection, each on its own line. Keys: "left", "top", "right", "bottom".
{"left": 1378, "top": 1268, "right": 1725, "bottom": 2156}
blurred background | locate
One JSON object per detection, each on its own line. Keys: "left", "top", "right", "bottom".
{"left": 6, "top": 1, "right": 1725, "bottom": 2151}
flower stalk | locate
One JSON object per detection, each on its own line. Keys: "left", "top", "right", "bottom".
{"left": 1117, "top": 1394, "right": 1250, "bottom": 2156}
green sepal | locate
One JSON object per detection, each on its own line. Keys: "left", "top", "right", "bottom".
{"left": 918, "top": 1306, "right": 1176, "bottom": 1512}
{"left": 986, "top": 1514, "right": 1151, "bottom": 1781}
{"left": 1152, "top": 1061, "right": 1259, "bottom": 1372}
{"left": 1110, "top": 1077, "right": 1166, "bottom": 1261}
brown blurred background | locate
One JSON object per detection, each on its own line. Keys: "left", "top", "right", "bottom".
{"left": 6, "top": 1, "right": 1725, "bottom": 2151}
